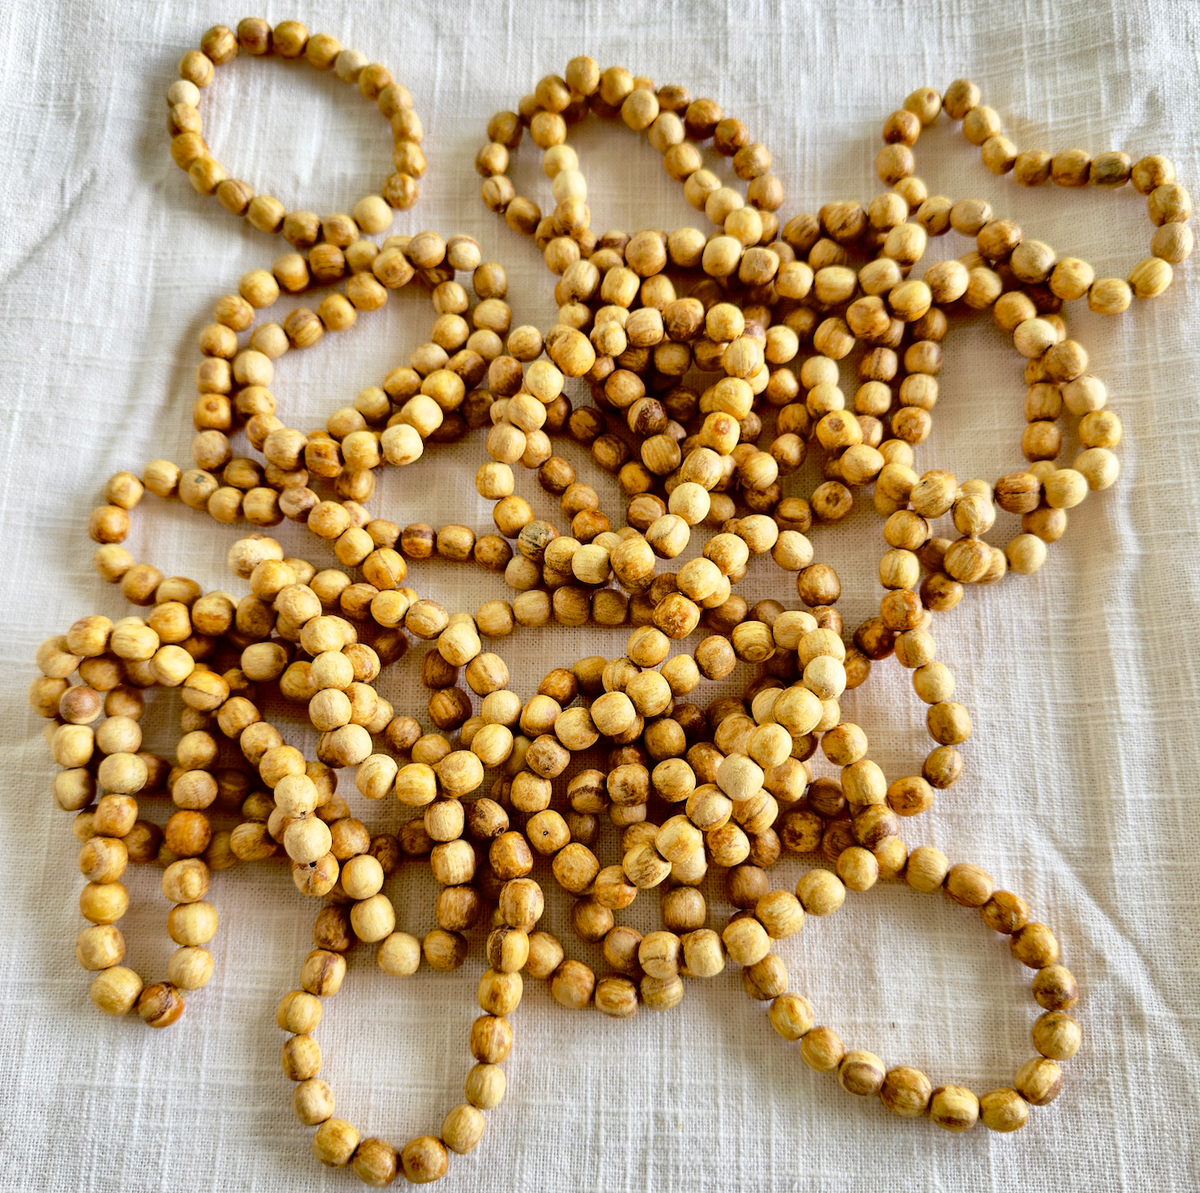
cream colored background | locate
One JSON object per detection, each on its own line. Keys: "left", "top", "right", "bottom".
{"left": 2, "top": 1, "right": 1198, "bottom": 1189}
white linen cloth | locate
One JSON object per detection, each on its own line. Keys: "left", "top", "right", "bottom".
{"left": 1, "top": 1, "right": 1199, "bottom": 1189}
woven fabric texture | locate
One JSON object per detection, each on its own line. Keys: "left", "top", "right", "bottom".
{"left": 1, "top": 1, "right": 1199, "bottom": 1190}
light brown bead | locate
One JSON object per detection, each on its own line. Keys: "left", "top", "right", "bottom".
{"left": 800, "top": 1025, "right": 844, "bottom": 1072}
{"left": 1015, "top": 1057, "right": 1064, "bottom": 1105}
{"left": 976, "top": 888, "right": 1027, "bottom": 934}
{"left": 943, "top": 862, "right": 993, "bottom": 908}
{"left": 669, "top": 924, "right": 719, "bottom": 976}
{"left": 352, "top": 1138, "right": 398, "bottom": 1187}
{"left": 796, "top": 869, "right": 845, "bottom": 916}
{"left": 880, "top": 1066, "right": 933, "bottom": 1117}
{"left": 1129, "top": 256, "right": 1173, "bottom": 299}
{"left": 551, "top": 958, "right": 595, "bottom": 1009}
{"left": 137, "top": 982, "right": 184, "bottom": 1028}
{"left": 441, "top": 1102, "right": 486, "bottom": 1154}
{"left": 1032, "top": 964, "right": 1079, "bottom": 1010}
{"left": 1089, "top": 277, "right": 1132, "bottom": 315}
{"left": 930, "top": 1084, "right": 979, "bottom": 1131}
{"left": 1032, "top": 1010, "right": 1082, "bottom": 1060}
{"left": 1011, "top": 922, "right": 1060, "bottom": 969}
{"left": 90, "top": 966, "right": 143, "bottom": 1015}
{"left": 312, "top": 1118, "right": 359, "bottom": 1167}
{"left": 766, "top": 992, "right": 813, "bottom": 1041}
{"left": 905, "top": 846, "right": 949, "bottom": 892}
{"left": 375, "top": 931, "right": 420, "bottom": 977}
{"left": 979, "top": 1087, "right": 1030, "bottom": 1132}
{"left": 838, "top": 1050, "right": 887, "bottom": 1097}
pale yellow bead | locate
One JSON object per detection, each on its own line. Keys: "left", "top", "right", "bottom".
{"left": 1013, "top": 318, "right": 1058, "bottom": 358}
{"left": 1088, "top": 277, "right": 1132, "bottom": 315}
{"left": 551, "top": 168, "right": 587, "bottom": 203}
{"left": 353, "top": 195, "right": 393, "bottom": 234}
{"left": 542, "top": 144, "right": 578, "bottom": 178}
{"left": 1005, "top": 533, "right": 1048, "bottom": 574}
{"left": 1128, "top": 256, "right": 1172, "bottom": 298}
{"left": 795, "top": 869, "right": 845, "bottom": 916}
{"left": 1074, "top": 447, "right": 1120, "bottom": 490}
{"left": 168, "top": 945, "right": 214, "bottom": 989}
{"left": 1043, "top": 468, "right": 1088, "bottom": 509}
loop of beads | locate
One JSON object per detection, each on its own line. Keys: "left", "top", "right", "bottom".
{"left": 171, "top": 18, "right": 423, "bottom": 233}
{"left": 30, "top": 29, "right": 1190, "bottom": 1178}
{"left": 921, "top": 80, "right": 1192, "bottom": 311}
{"left": 475, "top": 64, "right": 781, "bottom": 254}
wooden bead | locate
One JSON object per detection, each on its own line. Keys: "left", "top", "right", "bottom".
{"left": 288, "top": 1075, "right": 331, "bottom": 1128}
{"left": 765, "top": 992, "right": 812, "bottom": 1041}
{"left": 836, "top": 846, "right": 879, "bottom": 892}
{"left": 796, "top": 869, "right": 845, "bottom": 916}
{"left": 351, "top": 1138, "right": 398, "bottom": 1188}
{"left": 929, "top": 1085, "right": 979, "bottom": 1130}
{"left": 927, "top": 701, "right": 971, "bottom": 745}
{"left": 179, "top": 49, "right": 215, "bottom": 88}
{"left": 1151, "top": 221, "right": 1193, "bottom": 263}
{"left": 280, "top": 1036, "right": 324, "bottom": 1084}
{"left": 1086, "top": 149, "right": 1130, "bottom": 187}
{"left": 880, "top": 1066, "right": 933, "bottom": 1117}
{"left": 74, "top": 917, "right": 125, "bottom": 970}
{"left": 633, "top": 930, "right": 678, "bottom": 980}
{"left": 1088, "top": 277, "right": 1132, "bottom": 315}
{"left": 1148, "top": 182, "right": 1191, "bottom": 226}
{"left": 162, "top": 858, "right": 209, "bottom": 903}
{"left": 137, "top": 981, "right": 184, "bottom": 1028}
{"left": 1032, "top": 964, "right": 1078, "bottom": 1010}
{"left": 721, "top": 916, "right": 770, "bottom": 967}
{"left": 168, "top": 946, "right": 213, "bottom": 990}
{"left": 741, "top": 952, "right": 787, "bottom": 1001}
{"left": 1012, "top": 149, "right": 1051, "bottom": 186}
{"left": 594, "top": 976, "right": 640, "bottom": 1019}
{"left": 89, "top": 966, "right": 143, "bottom": 1016}
{"left": 641, "top": 973, "right": 685, "bottom": 1010}
{"left": 442, "top": 1102, "right": 486, "bottom": 1154}
{"left": 944, "top": 862, "right": 993, "bottom": 908}
{"left": 800, "top": 1025, "right": 844, "bottom": 1072}
{"left": 755, "top": 889, "right": 805, "bottom": 938}
{"left": 979, "top": 1087, "right": 1030, "bottom": 1132}
{"left": 1011, "top": 922, "right": 1060, "bottom": 969}
{"left": 905, "top": 846, "right": 949, "bottom": 892}
{"left": 838, "top": 1050, "right": 886, "bottom": 1097}
{"left": 422, "top": 929, "right": 467, "bottom": 972}
{"left": 977, "top": 889, "right": 1028, "bottom": 934}
{"left": 1129, "top": 256, "right": 1172, "bottom": 298}
{"left": 377, "top": 932, "right": 421, "bottom": 977}
{"left": 312, "top": 1118, "right": 359, "bottom": 1166}
{"left": 668, "top": 924, "right": 719, "bottom": 977}
{"left": 350, "top": 893, "right": 395, "bottom": 943}
{"left": 1032, "top": 1011, "right": 1082, "bottom": 1060}
{"left": 513, "top": 931, "right": 558, "bottom": 982}
{"left": 1006, "top": 533, "right": 1048, "bottom": 574}
{"left": 550, "top": 958, "right": 595, "bottom": 1009}
{"left": 300, "top": 949, "right": 346, "bottom": 998}
{"left": 1015, "top": 1057, "right": 1063, "bottom": 1105}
